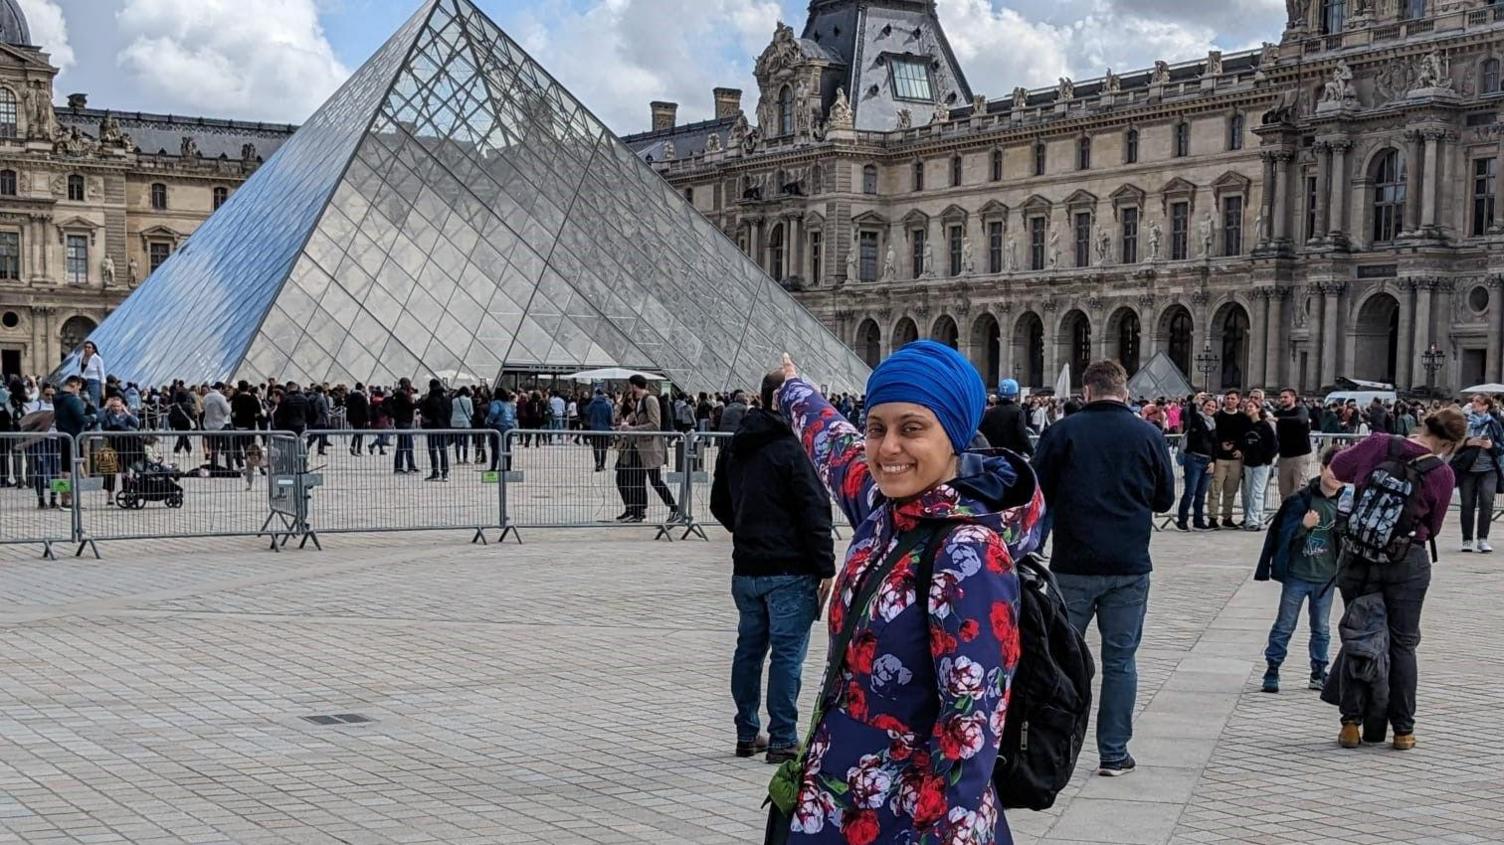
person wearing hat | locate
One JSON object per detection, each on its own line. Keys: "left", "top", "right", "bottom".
{"left": 979, "top": 377, "right": 1033, "bottom": 456}
{"left": 772, "top": 341, "right": 1044, "bottom": 844}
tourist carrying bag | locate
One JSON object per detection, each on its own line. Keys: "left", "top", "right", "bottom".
{"left": 1339, "top": 436, "right": 1442, "bottom": 566}
{"left": 763, "top": 523, "right": 941, "bottom": 845}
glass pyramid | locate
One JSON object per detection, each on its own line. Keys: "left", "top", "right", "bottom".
{"left": 59, "top": 0, "right": 869, "bottom": 395}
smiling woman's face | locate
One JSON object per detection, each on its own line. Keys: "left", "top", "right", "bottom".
{"left": 864, "top": 401, "right": 957, "bottom": 500}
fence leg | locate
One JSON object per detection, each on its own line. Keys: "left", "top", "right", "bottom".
{"left": 498, "top": 525, "right": 521, "bottom": 544}
{"left": 73, "top": 539, "right": 99, "bottom": 559}
{"left": 470, "top": 527, "right": 488, "bottom": 545}
{"left": 40, "top": 540, "right": 56, "bottom": 561}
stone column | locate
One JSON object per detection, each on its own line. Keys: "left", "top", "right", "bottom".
{"left": 999, "top": 309, "right": 1014, "bottom": 381}
{"left": 1421, "top": 130, "right": 1441, "bottom": 232}
{"left": 1042, "top": 304, "right": 1058, "bottom": 382}
{"left": 1395, "top": 279, "right": 1415, "bottom": 389}
{"left": 1436, "top": 279, "right": 1455, "bottom": 390}
{"left": 1329, "top": 141, "right": 1350, "bottom": 245}
{"left": 1265, "top": 288, "right": 1284, "bottom": 387}
{"left": 1320, "top": 283, "right": 1343, "bottom": 388}
{"left": 1314, "top": 142, "right": 1331, "bottom": 241}
{"left": 1249, "top": 289, "right": 1270, "bottom": 387}
{"left": 1494, "top": 144, "right": 1504, "bottom": 235}
{"left": 788, "top": 215, "right": 802, "bottom": 282}
{"left": 1260, "top": 152, "right": 1277, "bottom": 246}
{"left": 1412, "top": 278, "right": 1434, "bottom": 385}
{"left": 1492, "top": 277, "right": 1504, "bottom": 381}
{"left": 1404, "top": 130, "right": 1424, "bottom": 235}
{"left": 1272, "top": 153, "right": 1292, "bottom": 244}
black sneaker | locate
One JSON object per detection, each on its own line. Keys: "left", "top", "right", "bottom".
{"left": 1192, "top": 521, "right": 1212, "bottom": 531}
{"left": 613, "top": 512, "right": 633, "bottom": 522}
{"left": 1221, "top": 519, "right": 1238, "bottom": 529}
{"left": 1309, "top": 671, "right": 1327, "bottom": 691}
{"left": 1261, "top": 668, "right": 1280, "bottom": 694}
{"left": 735, "top": 735, "right": 770, "bottom": 758}
{"left": 624, "top": 514, "right": 645, "bottom": 523}
{"left": 1097, "top": 754, "right": 1136, "bottom": 777}
{"left": 765, "top": 746, "right": 799, "bottom": 765}
{"left": 1174, "top": 520, "right": 1190, "bottom": 532}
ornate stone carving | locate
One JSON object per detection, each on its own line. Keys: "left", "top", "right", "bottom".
{"left": 845, "top": 226, "right": 858, "bottom": 280}
{"left": 1047, "top": 226, "right": 1060, "bottom": 270}
{"left": 929, "top": 97, "right": 950, "bottom": 126}
{"left": 1138, "top": 293, "right": 1157, "bottom": 310}
{"left": 1319, "top": 60, "right": 1357, "bottom": 108}
{"left": 922, "top": 237, "right": 935, "bottom": 278}
{"left": 1104, "top": 69, "right": 1121, "bottom": 94}
{"left": 180, "top": 136, "right": 200, "bottom": 159}
{"left": 661, "top": 141, "right": 675, "bottom": 160}
{"left": 1199, "top": 213, "right": 1215, "bottom": 258}
{"left": 1056, "top": 77, "right": 1074, "bottom": 101}
{"left": 1190, "top": 289, "right": 1210, "bottom": 306}
{"left": 241, "top": 142, "right": 258, "bottom": 161}
{"left": 1414, "top": 50, "right": 1451, "bottom": 91}
{"left": 127, "top": 258, "right": 139, "bottom": 287}
{"left": 1086, "top": 296, "right": 1105, "bottom": 313}
{"left": 1042, "top": 297, "right": 1059, "bottom": 312}
{"left": 729, "top": 113, "right": 749, "bottom": 151}
{"left": 828, "top": 87, "right": 853, "bottom": 130}
{"left": 896, "top": 108, "right": 912, "bottom": 130}
{"left": 971, "top": 93, "right": 987, "bottom": 114}
{"left": 1263, "top": 88, "right": 1300, "bottom": 124}
{"left": 1204, "top": 51, "right": 1223, "bottom": 78}
{"left": 100, "top": 256, "right": 115, "bottom": 287}
{"left": 704, "top": 132, "right": 721, "bottom": 153}
{"left": 98, "top": 112, "right": 125, "bottom": 148}
{"left": 53, "top": 126, "right": 90, "bottom": 157}
{"left": 24, "top": 81, "right": 56, "bottom": 141}
{"left": 1011, "top": 87, "right": 1028, "bottom": 110}
{"left": 962, "top": 236, "right": 974, "bottom": 275}
{"left": 1148, "top": 223, "right": 1162, "bottom": 261}
{"left": 1093, "top": 226, "right": 1110, "bottom": 265}
{"left": 882, "top": 240, "right": 896, "bottom": 282}
{"left": 1150, "top": 61, "right": 1171, "bottom": 86}
{"left": 1286, "top": 0, "right": 1309, "bottom": 29}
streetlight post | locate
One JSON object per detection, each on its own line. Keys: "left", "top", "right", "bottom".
{"left": 1421, "top": 341, "right": 1446, "bottom": 394}
{"left": 1195, "top": 342, "right": 1220, "bottom": 393}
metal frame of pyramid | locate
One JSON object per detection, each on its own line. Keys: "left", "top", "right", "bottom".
{"left": 59, "top": 0, "right": 869, "bottom": 395}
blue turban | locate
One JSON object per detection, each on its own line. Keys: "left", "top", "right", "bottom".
{"left": 865, "top": 340, "right": 986, "bottom": 454}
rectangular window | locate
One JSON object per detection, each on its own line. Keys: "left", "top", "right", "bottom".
{"left": 1033, "top": 143, "right": 1046, "bottom": 176}
{"left": 810, "top": 231, "right": 822, "bottom": 283}
{"left": 1074, "top": 212, "right": 1091, "bottom": 268}
{"left": 149, "top": 241, "right": 171, "bottom": 272}
{"left": 1323, "top": 0, "right": 1346, "bottom": 34}
{"left": 949, "top": 225, "right": 963, "bottom": 276}
{"left": 1077, "top": 137, "right": 1091, "bottom": 171}
{"left": 911, "top": 228, "right": 926, "bottom": 277}
{"left": 1222, "top": 195, "right": 1244, "bottom": 256}
{"left": 988, "top": 221, "right": 1003, "bottom": 273}
{"left": 859, "top": 231, "right": 878, "bottom": 282}
{"left": 68, "top": 176, "right": 85, "bottom": 202}
{"left": 1029, "top": 216, "right": 1046, "bottom": 270}
{"left": 1121, "top": 207, "right": 1139, "bottom": 264}
{"left": 0, "top": 94, "right": 14, "bottom": 139}
{"left": 890, "top": 58, "right": 934, "bottom": 102}
{"left": 913, "top": 160, "right": 924, "bottom": 192}
{"left": 0, "top": 231, "right": 17, "bottom": 279}
{"left": 951, "top": 157, "right": 963, "bottom": 187}
{"left": 1174, "top": 123, "right": 1189, "bottom": 158}
{"left": 66, "top": 235, "right": 88, "bottom": 284}
{"left": 1305, "top": 174, "right": 1319, "bottom": 241}
{"left": 990, "top": 149, "right": 1003, "bottom": 182}
{"left": 1125, "top": 130, "right": 1139, "bottom": 164}
{"left": 1473, "top": 158, "right": 1496, "bottom": 237}
{"left": 683, "top": 187, "right": 693, "bottom": 205}
{"left": 1170, "top": 201, "right": 1188, "bottom": 260}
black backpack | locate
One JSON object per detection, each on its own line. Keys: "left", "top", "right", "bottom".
{"left": 1340, "top": 436, "right": 1442, "bottom": 565}
{"left": 920, "top": 546, "right": 1094, "bottom": 811}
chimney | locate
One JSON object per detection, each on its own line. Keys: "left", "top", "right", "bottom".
{"left": 650, "top": 101, "right": 678, "bottom": 132}
{"left": 713, "top": 87, "right": 743, "bottom": 120}
{"left": 67, "top": 92, "right": 87, "bottom": 111}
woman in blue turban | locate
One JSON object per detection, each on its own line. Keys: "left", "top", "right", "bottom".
{"left": 763, "top": 342, "right": 1045, "bottom": 845}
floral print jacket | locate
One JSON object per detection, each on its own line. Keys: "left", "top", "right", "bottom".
{"left": 777, "top": 377, "right": 1045, "bottom": 845}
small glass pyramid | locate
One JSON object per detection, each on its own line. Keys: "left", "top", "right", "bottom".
{"left": 63, "top": 0, "right": 869, "bottom": 395}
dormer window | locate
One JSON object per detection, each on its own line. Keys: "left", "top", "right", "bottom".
{"left": 890, "top": 57, "right": 934, "bottom": 102}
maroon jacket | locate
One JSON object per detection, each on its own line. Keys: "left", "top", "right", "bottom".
{"left": 1330, "top": 434, "right": 1455, "bottom": 542}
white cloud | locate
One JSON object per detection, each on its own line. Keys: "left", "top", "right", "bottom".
{"left": 937, "top": 0, "right": 1072, "bottom": 95}
{"left": 17, "top": 0, "right": 73, "bottom": 72}
{"left": 114, "top": 0, "right": 349, "bottom": 122}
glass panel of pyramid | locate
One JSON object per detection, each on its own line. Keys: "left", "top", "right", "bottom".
{"left": 62, "top": 0, "right": 869, "bottom": 395}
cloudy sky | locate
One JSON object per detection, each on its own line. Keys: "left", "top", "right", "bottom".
{"left": 21, "top": 0, "right": 1285, "bottom": 133}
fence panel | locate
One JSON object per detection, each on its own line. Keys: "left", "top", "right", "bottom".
{"left": 302, "top": 428, "right": 501, "bottom": 540}
{"left": 75, "top": 430, "right": 292, "bottom": 545}
{"left": 0, "top": 431, "right": 75, "bottom": 557}
{"left": 502, "top": 428, "right": 688, "bottom": 533}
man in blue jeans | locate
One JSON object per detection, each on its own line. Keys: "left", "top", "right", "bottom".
{"left": 1033, "top": 360, "right": 1176, "bottom": 776}
{"left": 710, "top": 369, "right": 834, "bottom": 763}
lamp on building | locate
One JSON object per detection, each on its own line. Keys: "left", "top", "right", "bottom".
{"left": 1194, "top": 342, "right": 1220, "bottom": 393}
{"left": 1421, "top": 341, "right": 1446, "bottom": 393}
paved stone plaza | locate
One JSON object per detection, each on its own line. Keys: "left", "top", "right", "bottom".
{"left": 1, "top": 505, "right": 1501, "bottom": 844}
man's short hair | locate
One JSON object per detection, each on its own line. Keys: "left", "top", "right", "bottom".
{"left": 1280, "top": 387, "right": 1297, "bottom": 397}
{"left": 760, "top": 370, "right": 786, "bottom": 411}
{"left": 63, "top": 375, "right": 82, "bottom": 387}
{"left": 628, "top": 374, "right": 648, "bottom": 389}
{"left": 1082, "top": 360, "right": 1127, "bottom": 399}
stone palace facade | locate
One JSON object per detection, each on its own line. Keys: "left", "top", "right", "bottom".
{"left": 626, "top": 0, "right": 1504, "bottom": 394}
{"left": 0, "top": 0, "right": 294, "bottom": 377}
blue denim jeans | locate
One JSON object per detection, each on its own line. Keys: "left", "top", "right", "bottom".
{"left": 1263, "top": 576, "right": 1335, "bottom": 672}
{"left": 731, "top": 574, "right": 820, "bottom": 749}
{"left": 1055, "top": 572, "right": 1150, "bottom": 764}
{"left": 1177, "top": 453, "right": 1212, "bottom": 525}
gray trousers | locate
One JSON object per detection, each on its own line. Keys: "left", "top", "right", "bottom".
{"left": 1459, "top": 470, "right": 1497, "bottom": 542}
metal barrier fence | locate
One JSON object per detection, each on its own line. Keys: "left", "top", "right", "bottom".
{"left": 0, "top": 431, "right": 76, "bottom": 559}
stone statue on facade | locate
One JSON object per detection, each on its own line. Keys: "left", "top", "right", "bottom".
{"left": 704, "top": 132, "right": 721, "bottom": 152}
{"left": 882, "top": 241, "right": 896, "bottom": 281}
{"left": 241, "top": 142, "right": 258, "bottom": 161}
{"left": 180, "top": 136, "right": 199, "bottom": 159}
{"left": 25, "top": 81, "right": 56, "bottom": 141}
{"left": 661, "top": 140, "right": 675, "bottom": 160}
{"left": 961, "top": 235, "right": 974, "bottom": 275}
{"left": 98, "top": 112, "right": 124, "bottom": 146}
{"left": 1056, "top": 77, "right": 1074, "bottom": 101}
{"left": 1047, "top": 226, "right": 1060, "bottom": 269}
{"left": 1011, "top": 86, "right": 1028, "bottom": 110}
{"left": 1094, "top": 227, "right": 1111, "bottom": 265}
{"left": 1199, "top": 213, "right": 1215, "bottom": 257}
{"left": 1148, "top": 222, "right": 1163, "bottom": 260}
{"left": 896, "top": 108, "right": 912, "bottom": 130}
{"left": 100, "top": 256, "right": 115, "bottom": 287}
{"left": 1104, "top": 69, "right": 1121, "bottom": 94}
{"left": 921, "top": 238, "right": 935, "bottom": 277}
{"left": 828, "top": 87, "right": 853, "bottom": 130}
{"left": 1286, "top": 0, "right": 1309, "bottom": 28}
{"left": 1413, "top": 50, "right": 1452, "bottom": 92}
{"left": 846, "top": 227, "right": 859, "bottom": 280}
{"left": 1007, "top": 236, "right": 1017, "bottom": 272}
{"left": 1205, "top": 50, "right": 1223, "bottom": 78}
{"left": 929, "top": 97, "right": 949, "bottom": 126}
{"left": 1320, "top": 59, "right": 1356, "bottom": 105}
{"left": 729, "top": 113, "right": 749, "bottom": 150}
{"left": 972, "top": 93, "right": 988, "bottom": 114}
{"left": 1254, "top": 208, "right": 1268, "bottom": 243}
{"left": 1151, "top": 60, "right": 1171, "bottom": 86}
{"left": 127, "top": 257, "right": 139, "bottom": 286}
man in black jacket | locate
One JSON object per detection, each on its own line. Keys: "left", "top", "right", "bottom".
{"left": 390, "top": 378, "right": 417, "bottom": 474}
{"left": 345, "top": 384, "right": 370, "bottom": 456}
{"left": 1274, "top": 388, "right": 1313, "bottom": 499}
{"left": 1032, "top": 360, "right": 1175, "bottom": 777}
{"left": 1211, "top": 390, "right": 1251, "bottom": 528}
{"left": 419, "top": 378, "right": 450, "bottom": 481}
{"left": 978, "top": 378, "right": 1033, "bottom": 456}
{"left": 272, "top": 382, "right": 311, "bottom": 436}
{"left": 710, "top": 369, "right": 834, "bottom": 764}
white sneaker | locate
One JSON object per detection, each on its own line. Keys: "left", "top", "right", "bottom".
{"left": 1479, "top": 540, "right": 1494, "bottom": 554}
{"left": 1461, "top": 540, "right": 1474, "bottom": 553}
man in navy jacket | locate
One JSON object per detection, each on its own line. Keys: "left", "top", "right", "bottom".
{"left": 1032, "top": 360, "right": 1175, "bottom": 777}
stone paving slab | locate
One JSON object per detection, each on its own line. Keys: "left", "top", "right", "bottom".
{"left": 0, "top": 510, "right": 1499, "bottom": 844}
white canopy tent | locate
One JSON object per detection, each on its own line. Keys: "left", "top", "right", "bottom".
{"left": 1461, "top": 383, "right": 1504, "bottom": 394}
{"left": 564, "top": 367, "right": 667, "bottom": 383}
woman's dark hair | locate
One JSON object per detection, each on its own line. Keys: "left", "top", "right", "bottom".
{"left": 1422, "top": 406, "right": 1467, "bottom": 445}
{"left": 760, "top": 369, "right": 786, "bottom": 412}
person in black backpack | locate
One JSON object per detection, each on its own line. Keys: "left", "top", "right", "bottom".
{"left": 1328, "top": 408, "right": 1465, "bottom": 751}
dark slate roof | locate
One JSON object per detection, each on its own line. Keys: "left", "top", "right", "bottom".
{"left": 621, "top": 115, "right": 739, "bottom": 160}
{"left": 54, "top": 107, "right": 298, "bottom": 161}
{"left": 0, "top": 0, "right": 28, "bottom": 47}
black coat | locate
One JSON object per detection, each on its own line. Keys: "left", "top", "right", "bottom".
{"left": 1182, "top": 410, "right": 1218, "bottom": 458}
{"left": 709, "top": 408, "right": 835, "bottom": 579}
{"left": 345, "top": 391, "right": 370, "bottom": 428}
{"left": 979, "top": 400, "right": 1034, "bottom": 456}
{"left": 273, "top": 391, "right": 311, "bottom": 432}
{"left": 389, "top": 390, "right": 416, "bottom": 427}
{"left": 419, "top": 388, "right": 449, "bottom": 429}
{"left": 1240, "top": 418, "right": 1278, "bottom": 467}
{"left": 1274, "top": 404, "right": 1312, "bottom": 458}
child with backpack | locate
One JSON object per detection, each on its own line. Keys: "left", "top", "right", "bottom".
{"left": 1325, "top": 408, "right": 1465, "bottom": 751}
{"left": 1255, "top": 446, "right": 1345, "bottom": 693}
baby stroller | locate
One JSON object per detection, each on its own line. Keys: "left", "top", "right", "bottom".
{"left": 115, "top": 460, "right": 185, "bottom": 509}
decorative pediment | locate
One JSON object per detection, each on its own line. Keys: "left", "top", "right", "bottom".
{"left": 1064, "top": 189, "right": 1098, "bottom": 211}
{"left": 939, "top": 204, "right": 969, "bottom": 223}
{"left": 1020, "top": 193, "right": 1052, "bottom": 214}
{"left": 1211, "top": 170, "right": 1251, "bottom": 197}
{"left": 1110, "top": 183, "right": 1146, "bottom": 209}
{"left": 1160, "top": 176, "right": 1198, "bottom": 215}
{"left": 804, "top": 210, "right": 826, "bottom": 228}
{"left": 138, "top": 224, "right": 186, "bottom": 245}
{"left": 978, "top": 200, "right": 1008, "bottom": 219}
{"left": 852, "top": 210, "right": 888, "bottom": 227}
{"left": 0, "top": 43, "right": 57, "bottom": 70}
{"left": 901, "top": 208, "right": 930, "bottom": 227}
{"left": 56, "top": 215, "right": 101, "bottom": 244}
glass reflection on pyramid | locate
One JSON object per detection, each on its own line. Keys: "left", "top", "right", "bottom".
{"left": 63, "top": 0, "right": 869, "bottom": 394}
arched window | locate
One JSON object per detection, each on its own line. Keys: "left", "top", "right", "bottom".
{"left": 1077, "top": 136, "right": 1091, "bottom": 170}
{"left": 1483, "top": 58, "right": 1500, "bottom": 95}
{"left": 778, "top": 85, "right": 794, "bottom": 136}
{"left": 1173, "top": 122, "right": 1190, "bottom": 158}
{"left": 862, "top": 164, "right": 878, "bottom": 194}
{"left": 990, "top": 148, "right": 1003, "bottom": 181}
{"left": 1125, "top": 128, "right": 1139, "bottom": 164}
{"left": 212, "top": 186, "right": 229, "bottom": 210}
{"left": 67, "top": 174, "right": 84, "bottom": 201}
{"left": 150, "top": 182, "right": 168, "bottom": 210}
{"left": 0, "top": 88, "right": 15, "bottom": 138}
{"left": 0, "top": 169, "right": 16, "bottom": 196}
{"left": 1371, "top": 149, "right": 1406, "bottom": 243}
{"left": 1228, "top": 113, "right": 1244, "bottom": 150}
